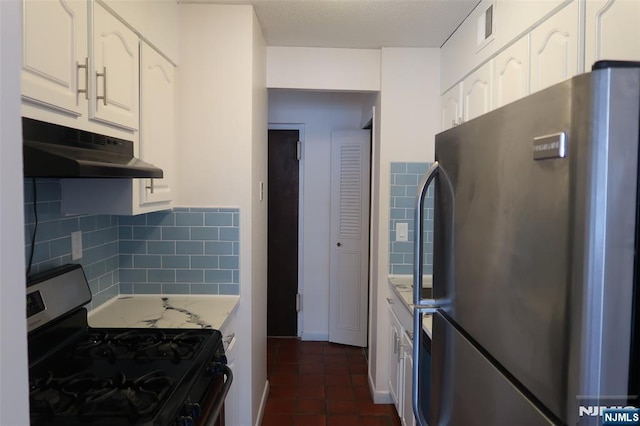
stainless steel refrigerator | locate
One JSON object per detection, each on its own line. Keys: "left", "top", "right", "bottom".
{"left": 412, "top": 61, "right": 640, "bottom": 426}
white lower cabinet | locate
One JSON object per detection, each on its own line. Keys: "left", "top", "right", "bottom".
{"left": 401, "top": 330, "right": 416, "bottom": 426}
{"left": 387, "top": 289, "right": 417, "bottom": 423}
{"left": 388, "top": 303, "right": 404, "bottom": 413}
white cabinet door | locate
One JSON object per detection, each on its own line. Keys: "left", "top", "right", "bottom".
{"left": 139, "top": 43, "right": 175, "bottom": 206}
{"left": 401, "top": 331, "right": 416, "bottom": 426}
{"left": 22, "top": 0, "right": 87, "bottom": 116}
{"left": 389, "top": 304, "right": 403, "bottom": 414}
{"left": 91, "top": 2, "right": 139, "bottom": 130}
{"left": 530, "top": 1, "right": 579, "bottom": 93}
{"left": 441, "top": 83, "right": 462, "bottom": 131}
{"left": 585, "top": 0, "right": 640, "bottom": 69}
{"left": 462, "top": 60, "right": 493, "bottom": 122}
{"left": 493, "top": 36, "right": 530, "bottom": 109}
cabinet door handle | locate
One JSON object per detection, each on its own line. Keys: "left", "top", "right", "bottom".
{"left": 96, "top": 67, "right": 107, "bottom": 106}
{"left": 77, "top": 57, "right": 89, "bottom": 100}
{"left": 386, "top": 297, "right": 394, "bottom": 305}
{"left": 223, "top": 333, "right": 235, "bottom": 345}
{"left": 145, "top": 178, "right": 155, "bottom": 194}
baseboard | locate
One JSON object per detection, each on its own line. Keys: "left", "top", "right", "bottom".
{"left": 368, "top": 371, "right": 393, "bottom": 404}
{"left": 300, "top": 332, "right": 329, "bottom": 341}
{"left": 255, "top": 379, "right": 269, "bottom": 426}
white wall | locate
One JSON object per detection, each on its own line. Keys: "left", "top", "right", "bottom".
{"left": 369, "top": 47, "right": 440, "bottom": 400}
{"left": 176, "top": 5, "right": 267, "bottom": 425}
{"left": 249, "top": 10, "right": 269, "bottom": 425}
{"left": 268, "top": 90, "right": 375, "bottom": 340}
{"left": 101, "top": 0, "right": 179, "bottom": 63}
{"left": 0, "top": 0, "right": 29, "bottom": 423}
{"left": 267, "top": 47, "right": 381, "bottom": 91}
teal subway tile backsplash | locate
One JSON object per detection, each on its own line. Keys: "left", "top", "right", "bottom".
{"left": 117, "top": 207, "right": 240, "bottom": 295}
{"left": 389, "top": 163, "right": 434, "bottom": 275}
{"left": 24, "top": 179, "right": 241, "bottom": 309}
{"left": 24, "top": 179, "right": 119, "bottom": 309}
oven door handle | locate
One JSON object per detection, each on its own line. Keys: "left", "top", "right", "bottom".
{"left": 204, "top": 365, "right": 233, "bottom": 426}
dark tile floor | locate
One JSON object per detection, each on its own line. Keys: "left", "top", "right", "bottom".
{"left": 263, "top": 337, "right": 402, "bottom": 426}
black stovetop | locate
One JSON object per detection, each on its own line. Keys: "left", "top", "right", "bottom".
{"left": 28, "top": 309, "right": 225, "bottom": 425}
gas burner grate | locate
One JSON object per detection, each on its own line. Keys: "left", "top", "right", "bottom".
{"left": 70, "top": 330, "right": 206, "bottom": 363}
{"left": 29, "top": 370, "right": 174, "bottom": 422}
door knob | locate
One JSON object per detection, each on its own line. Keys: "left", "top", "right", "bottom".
{"left": 337, "top": 242, "right": 342, "bottom": 247}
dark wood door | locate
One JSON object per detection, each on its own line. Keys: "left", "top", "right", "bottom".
{"left": 267, "top": 130, "right": 299, "bottom": 337}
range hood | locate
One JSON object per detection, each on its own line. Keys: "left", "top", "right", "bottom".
{"left": 22, "top": 117, "right": 163, "bottom": 179}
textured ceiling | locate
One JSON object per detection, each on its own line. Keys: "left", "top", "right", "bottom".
{"left": 183, "top": 0, "right": 480, "bottom": 49}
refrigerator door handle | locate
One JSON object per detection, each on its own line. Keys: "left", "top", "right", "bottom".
{"left": 414, "top": 161, "right": 439, "bottom": 306}
{"left": 413, "top": 307, "right": 430, "bottom": 426}
{"left": 412, "top": 160, "right": 440, "bottom": 426}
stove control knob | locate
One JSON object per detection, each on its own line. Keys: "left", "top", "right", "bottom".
{"left": 185, "top": 402, "right": 201, "bottom": 419}
{"left": 177, "top": 416, "right": 194, "bottom": 426}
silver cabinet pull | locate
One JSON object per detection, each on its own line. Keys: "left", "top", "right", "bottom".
{"left": 145, "top": 178, "right": 155, "bottom": 194}
{"left": 96, "top": 67, "right": 107, "bottom": 106}
{"left": 77, "top": 57, "right": 89, "bottom": 100}
{"left": 223, "top": 333, "right": 235, "bottom": 345}
{"left": 386, "top": 297, "right": 394, "bottom": 305}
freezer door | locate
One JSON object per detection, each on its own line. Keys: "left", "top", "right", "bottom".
{"left": 431, "top": 312, "right": 557, "bottom": 425}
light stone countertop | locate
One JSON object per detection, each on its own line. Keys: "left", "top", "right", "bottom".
{"left": 388, "top": 275, "right": 433, "bottom": 339}
{"left": 88, "top": 295, "right": 240, "bottom": 331}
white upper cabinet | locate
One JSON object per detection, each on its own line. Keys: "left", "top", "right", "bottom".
{"left": 22, "top": 0, "right": 88, "bottom": 116}
{"left": 528, "top": 1, "right": 579, "bottom": 93}
{"left": 493, "top": 35, "right": 530, "bottom": 109}
{"left": 90, "top": 2, "right": 139, "bottom": 131}
{"left": 22, "top": 0, "right": 139, "bottom": 133}
{"left": 585, "top": 0, "right": 640, "bottom": 70}
{"left": 139, "top": 42, "right": 175, "bottom": 206}
{"left": 462, "top": 60, "right": 493, "bottom": 122}
{"left": 441, "top": 83, "right": 463, "bottom": 131}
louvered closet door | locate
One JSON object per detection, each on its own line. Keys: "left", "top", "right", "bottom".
{"left": 329, "top": 130, "right": 371, "bottom": 347}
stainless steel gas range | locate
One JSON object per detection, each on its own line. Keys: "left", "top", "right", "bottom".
{"left": 26, "top": 264, "right": 232, "bottom": 425}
